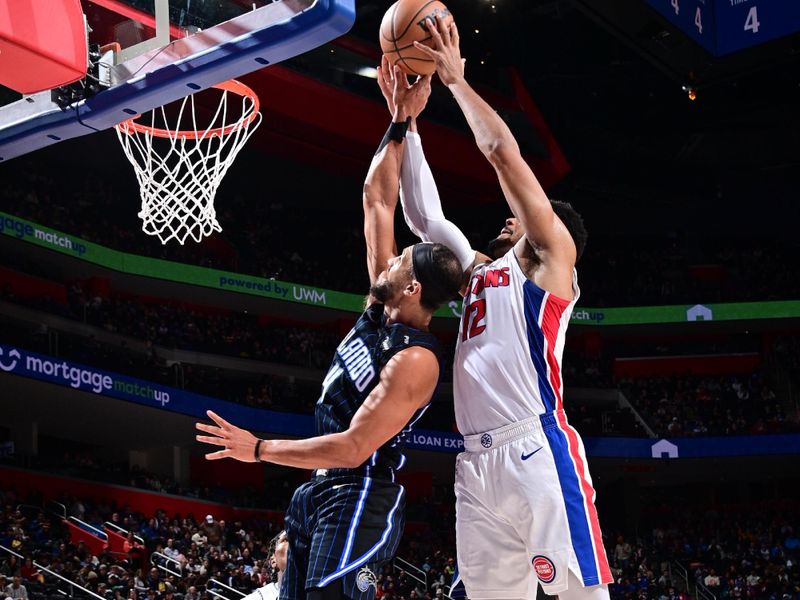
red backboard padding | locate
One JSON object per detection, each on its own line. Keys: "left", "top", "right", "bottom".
{"left": 0, "top": 0, "right": 88, "bottom": 94}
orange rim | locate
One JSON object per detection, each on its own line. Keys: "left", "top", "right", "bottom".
{"left": 116, "top": 79, "right": 260, "bottom": 139}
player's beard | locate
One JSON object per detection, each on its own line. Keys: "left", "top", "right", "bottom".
{"left": 369, "top": 278, "right": 398, "bottom": 304}
{"left": 487, "top": 236, "right": 514, "bottom": 259}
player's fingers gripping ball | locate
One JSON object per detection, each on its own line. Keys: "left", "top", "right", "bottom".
{"left": 380, "top": 0, "right": 454, "bottom": 76}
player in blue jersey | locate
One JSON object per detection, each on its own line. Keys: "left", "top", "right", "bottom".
{"left": 195, "top": 69, "right": 463, "bottom": 600}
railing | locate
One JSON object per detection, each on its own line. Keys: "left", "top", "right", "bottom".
{"left": 391, "top": 556, "right": 453, "bottom": 600}
{"left": 1, "top": 543, "right": 106, "bottom": 599}
{"left": 618, "top": 390, "right": 657, "bottom": 438}
{"left": 15, "top": 503, "right": 44, "bottom": 517}
{"left": 46, "top": 499, "right": 67, "bottom": 518}
{"left": 393, "top": 555, "right": 428, "bottom": 590}
{"left": 207, "top": 578, "right": 246, "bottom": 599}
{"left": 67, "top": 516, "right": 109, "bottom": 541}
{"left": 104, "top": 520, "right": 146, "bottom": 545}
{"left": 695, "top": 581, "right": 717, "bottom": 600}
{"left": 150, "top": 551, "right": 183, "bottom": 577}
{"left": 669, "top": 561, "right": 690, "bottom": 594}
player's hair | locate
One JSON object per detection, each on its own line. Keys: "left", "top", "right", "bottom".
{"left": 551, "top": 200, "right": 588, "bottom": 262}
{"left": 412, "top": 243, "right": 463, "bottom": 312}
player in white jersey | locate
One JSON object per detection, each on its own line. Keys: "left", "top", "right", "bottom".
{"left": 380, "top": 16, "right": 613, "bottom": 600}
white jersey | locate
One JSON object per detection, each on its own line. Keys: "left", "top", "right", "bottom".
{"left": 454, "top": 249, "right": 579, "bottom": 435}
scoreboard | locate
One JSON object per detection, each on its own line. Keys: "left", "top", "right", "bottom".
{"left": 645, "top": 0, "right": 800, "bottom": 56}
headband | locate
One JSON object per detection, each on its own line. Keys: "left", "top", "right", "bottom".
{"left": 411, "top": 243, "right": 452, "bottom": 307}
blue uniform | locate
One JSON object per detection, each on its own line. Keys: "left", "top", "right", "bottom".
{"left": 280, "top": 303, "right": 440, "bottom": 600}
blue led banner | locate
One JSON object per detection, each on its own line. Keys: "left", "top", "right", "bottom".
{"left": 0, "top": 343, "right": 314, "bottom": 437}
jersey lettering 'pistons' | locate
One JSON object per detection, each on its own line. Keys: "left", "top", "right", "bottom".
{"left": 339, "top": 337, "right": 377, "bottom": 392}
{"left": 454, "top": 250, "right": 580, "bottom": 436}
{"left": 467, "top": 267, "right": 511, "bottom": 296}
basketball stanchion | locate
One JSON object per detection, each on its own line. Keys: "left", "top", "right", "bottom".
{"left": 115, "top": 80, "right": 262, "bottom": 245}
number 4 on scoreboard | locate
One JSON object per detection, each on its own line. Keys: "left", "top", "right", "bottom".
{"left": 671, "top": 0, "right": 704, "bottom": 36}
{"left": 744, "top": 6, "right": 760, "bottom": 34}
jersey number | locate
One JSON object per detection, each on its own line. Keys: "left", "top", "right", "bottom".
{"left": 461, "top": 299, "right": 486, "bottom": 341}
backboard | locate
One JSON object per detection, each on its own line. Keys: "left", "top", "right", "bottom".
{"left": 0, "top": 0, "right": 355, "bottom": 162}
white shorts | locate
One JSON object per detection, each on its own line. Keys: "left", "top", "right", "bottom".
{"left": 455, "top": 411, "right": 612, "bottom": 598}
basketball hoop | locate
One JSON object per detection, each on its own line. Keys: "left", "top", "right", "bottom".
{"left": 115, "top": 79, "right": 262, "bottom": 245}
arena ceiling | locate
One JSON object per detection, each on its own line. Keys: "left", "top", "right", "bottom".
{"left": 358, "top": 0, "right": 800, "bottom": 181}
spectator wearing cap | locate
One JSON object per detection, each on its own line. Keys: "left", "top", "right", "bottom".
{"left": 201, "top": 515, "right": 222, "bottom": 548}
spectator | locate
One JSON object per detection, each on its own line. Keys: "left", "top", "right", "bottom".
{"left": 190, "top": 528, "right": 207, "bottom": 548}
{"left": 703, "top": 568, "right": 720, "bottom": 591}
{"left": 202, "top": 516, "right": 223, "bottom": 549}
{"left": 3, "top": 576, "right": 28, "bottom": 600}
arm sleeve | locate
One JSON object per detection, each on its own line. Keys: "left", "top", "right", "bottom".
{"left": 400, "top": 132, "right": 476, "bottom": 271}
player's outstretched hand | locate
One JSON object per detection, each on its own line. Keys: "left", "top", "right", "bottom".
{"left": 413, "top": 15, "right": 464, "bottom": 86}
{"left": 196, "top": 410, "right": 260, "bottom": 462}
{"left": 391, "top": 66, "right": 432, "bottom": 122}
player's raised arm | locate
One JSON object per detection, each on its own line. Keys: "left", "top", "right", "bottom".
{"left": 363, "top": 63, "right": 433, "bottom": 286}
{"left": 195, "top": 346, "right": 439, "bottom": 469}
{"left": 399, "top": 128, "right": 485, "bottom": 276}
{"left": 415, "top": 17, "right": 576, "bottom": 270}
{"left": 373, "top": 57, "right": 483, "bottom": 282}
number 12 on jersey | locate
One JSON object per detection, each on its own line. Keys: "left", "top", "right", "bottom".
{"left": 461, "top": 299, "right": 486, "bottom": 341}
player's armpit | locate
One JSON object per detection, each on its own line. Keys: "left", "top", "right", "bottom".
{"left": 342, "top": 346, "right": 439, "bottom": 466}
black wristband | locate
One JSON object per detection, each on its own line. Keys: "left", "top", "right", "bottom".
{"left": 375, "top": 117, "right": 412, "bottom": 155}
{"left": 254, "top": 439, "right": 263, "bottom": 463}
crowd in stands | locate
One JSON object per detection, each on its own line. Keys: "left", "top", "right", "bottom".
{"left": 0, "top": 276, "right": 341, "bottom": 372}
{"left": 2, "top": 167, "right": 800, "bottom": 306}
{"left": 0, "top": 170, "right": 369, "bottom": 295}
{"left": 2, "top": 470, "right": 800, "bottom": 600}
{"left": 619, "top": 374, "right": 795, "bottom": 438}
{"left": 0, "top": 485, "right": 285, "bottom": 600}
{"left": 608, "top": 500, "right": 800, "bottom": 599}
{"left": 578, "top": 238, "right": 800, "bottom": 307}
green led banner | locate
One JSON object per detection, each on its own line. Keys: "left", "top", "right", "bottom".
{"left": 2, "top": 211, "right": 799, "bottom": 325}
{"left": 0, "top": 211, "right": 365, "bottom": 312}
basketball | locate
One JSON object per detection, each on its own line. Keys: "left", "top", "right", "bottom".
{"left": 380, "top": 0, "right": 454, "bottom": 76}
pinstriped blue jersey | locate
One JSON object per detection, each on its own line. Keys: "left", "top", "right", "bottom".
{"left": 316, "top": 303, "right": 441, "bottom": 474}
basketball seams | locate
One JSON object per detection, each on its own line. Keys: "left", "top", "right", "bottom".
{"left": 386, "top": 53, "right": 433, "bottom": 77}
{"left": 380, "top": 3, "right": 398, "bottom": 43}
{"left": 382, "top": 0, "right": 449, "bottom": 77}
{"left": 389, "top": 53, "right": 422, "bottom": 77}
{"left": 392, "top": 36, "right": 432, "bottom": 52}
{"left": 394, "top": 0, "right": 439, "bottom": 42}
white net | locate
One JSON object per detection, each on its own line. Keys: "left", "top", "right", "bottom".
{"left": 115, "top": 81, "right": 262, "bottom": 245}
